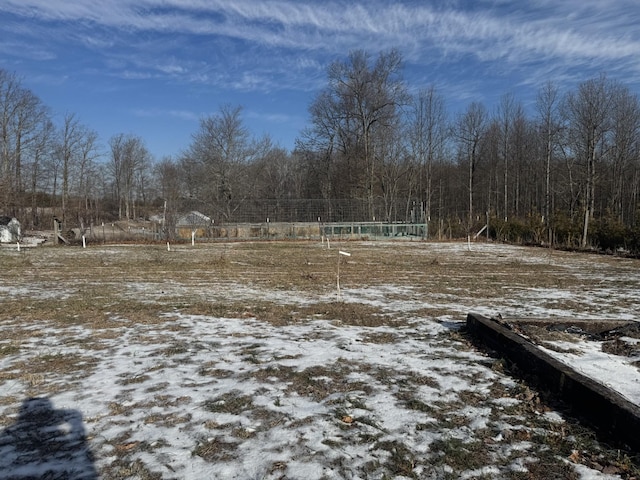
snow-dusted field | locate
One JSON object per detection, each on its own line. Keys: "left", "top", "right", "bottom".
{"left": 0, "top": 240, "right": 639, "bottom": 479}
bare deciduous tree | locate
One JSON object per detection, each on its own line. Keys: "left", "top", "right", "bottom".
{"left": 0, "top": 70, "right": 22, "bottom": 213}
{"left": 155, "top": 156, "right": 182, "bottom": 240}
{"left": 28, "top": 118, "right": 55, "bottom": 227}
{"left": 608, "top": 84, "right": 640, "bottom": 222}
{"left": 0, "top": 70, "right": 51, "bottom": 216}
{"left": 75, "top": 129, "right": 100, "bottom": 228}
{"left": 454, "top": 102, "right": 488, "bottom": 230}
{"left": 56, "top": 113, "right": 86, "bottom": 226}
{"left": 496, "top": 93, "right": 517, "bottom": 221}
{"left": 185, "top": 105, "right": 268, "bottom": 222}
{"left": 408, "top": 85, "right": 448, "bottom": 224}
{"left": 108, "top": 133, "right": 150, "bottom": 220}
{"left": 306, "top": 49, "right": 409, "bottom": 219}
{"left": 536, "top": 81, "right": 563, "bottom": 245}
{"left": 564, "top": 75, "right": 615, "bottom": 247}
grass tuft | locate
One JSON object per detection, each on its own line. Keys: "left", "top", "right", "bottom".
{"left": 192, "top": 437, "right": 240, "bottom": 462}
{"left": 204, "top": 391, "right": 253, "bottom": 414}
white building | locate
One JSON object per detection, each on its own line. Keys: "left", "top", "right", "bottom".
{"left": 176, "top": 211, "right": 212, "bottom": 239}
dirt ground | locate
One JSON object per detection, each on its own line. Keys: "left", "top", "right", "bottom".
{"left": 1, "top": 240, "right": 639, "bottom": 479}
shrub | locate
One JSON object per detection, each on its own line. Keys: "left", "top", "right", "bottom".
{"left": 590, "top": 215, "right": 627, "bottom": 252}
{"left": 550, "top": 211, "right": 582, "bottom": 248}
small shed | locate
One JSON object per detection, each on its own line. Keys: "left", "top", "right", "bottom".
{"left": 0, "top": 216, "right": 21, "bottom": 243}
{"left": 176, "top": 211, "right": 212, "bottom": 239}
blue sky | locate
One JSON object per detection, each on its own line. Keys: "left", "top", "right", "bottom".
{"left": 1, "top": 0, "right": 639, "bottom": 160}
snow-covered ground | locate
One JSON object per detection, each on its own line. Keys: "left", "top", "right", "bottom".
{"left": 0, "top": 241, "right": 638, "bottom": 479}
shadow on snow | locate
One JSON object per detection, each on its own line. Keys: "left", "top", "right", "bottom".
{"left": 0, "top": 397, "right": 97, "bottom": 480}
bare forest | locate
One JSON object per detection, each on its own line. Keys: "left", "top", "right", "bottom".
{"left": 2, "top": 49, "right": 640, "bottom": 251}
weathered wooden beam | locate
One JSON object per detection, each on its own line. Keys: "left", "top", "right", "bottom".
{"left": 466, "top": 312, "right": 640, "bottom": 452}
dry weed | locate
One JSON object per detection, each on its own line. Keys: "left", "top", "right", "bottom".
{"left": 192, "top": 437, "right": 239, "bottom": 462}
{"left": 203, "top": 391, "right": 253, "bottom": 414}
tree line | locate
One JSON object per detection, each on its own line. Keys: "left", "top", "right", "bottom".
{"left": 1, "top": 50, "right": 639, "bottom": 251}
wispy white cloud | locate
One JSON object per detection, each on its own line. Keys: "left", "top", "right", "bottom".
{"left": 1, "top": 0, "right": 639, "bottom": 100}
{"left": 4, "top": 0, "right": 638, "bottom": 61}
{"left": 0, "top": 41, "right": 56, "bottom": 62}
{"left": 132, "top": 107, "right": 199, "bottom": 122}
{"left": 245, "top": 109, "right": 296, "bottom": 124}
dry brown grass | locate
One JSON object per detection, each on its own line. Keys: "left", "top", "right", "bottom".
{"left": 192, "top": 437, "right": 240, "bottom": 462}
{"left": 204, "top": 390, "right": 254, "bottom": 414}
{"left": 0, "top": 241, "right": 633, "bottom": 315}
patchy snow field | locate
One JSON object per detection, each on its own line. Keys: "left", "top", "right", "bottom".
{"left": 0, "top": 240, "right": 639, "bottom": 479}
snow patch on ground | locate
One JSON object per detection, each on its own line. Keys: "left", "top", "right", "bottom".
{"left": 539, "top": 340, "right": 640, "bottom": 404}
